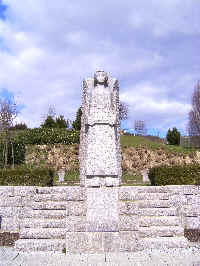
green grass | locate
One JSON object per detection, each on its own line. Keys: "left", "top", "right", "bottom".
{"left": 120, "top": 135, "right": 198, "bottom": 154}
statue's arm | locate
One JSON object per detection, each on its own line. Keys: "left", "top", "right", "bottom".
{"left": 110, "top": 79, "right": 120, "bottom": 126}
{"left": 82, "top": 79, "right": 93, "bottom": 126}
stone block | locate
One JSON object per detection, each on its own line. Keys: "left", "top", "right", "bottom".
{"left": 21, "top": 218, "right": 66, "bottom": 229}
{"left": 119, "top": 215, "right": 139, "bottom": 231}
{"left": 138, "top": 200, "right": 171, "bottom": 208}
{"left": 119, "top": 231, "right": 139, "bottom": 252}
{"left": 138, "top": 236, "right": 189, "bottom": 250}
{"left": 66, "top": 216, "right": 87, "bottom": 232}
{"left": 136, "top": 192, "right": 170, "bottom": 200}
{"left": 0, "top": 196, "right": 23, "bottom": 207}
{"left": 103, "top": 232, "right": 120, "bottom": 252}
{"left": 138, "top": 226, "right": 184, "bottom": 238}
{"left": 35, "top": 187, "right": 53, "bottom": 194}
{"left": 87, "top": 188, "right": 118, "bottom": 231}
{"left": 25, "top": 209, "right": 66, "bottom": 219}
{"left": 139, "top": 216, "right": 181, "bottom": 227}
{"left": 14, "top": 186, "right": 37, "bottom": 196}
{"left": 20, "top": 228, "right": 66, "bottom": 239}
{"left": 0, "top": 186, "right": 14, "bottom": 197}
{"left": 0, "top": 207, "right": 22, "bottom": 218}
{"left": 65, "top": 187, "right": 86, "bottom": 201}
{"left": 137, "top": 186, "right": 168, "bottom": 193}
{"left": 15, "top": 239, "right": 65, "bottom": 252}
{"left": 137, "top": 207, "right": 177, "bottom": 216}
{"left": 119, "top": 187, "right": 138, "bottom": 200}
{"left": 32, "top": 193, "right": 67, "bottom": 202}
{"left": 31, "top": 201, "right": 66, "bottom": 210}
{"left": 66, "top": 232, "right": 103, "bottom": 253}
{"left": 184, "top": 217, "right": 200, "bottom": 229}
{"left": 119, "top": 202, "right": 138, "bottom": 215}
{"left": 186, "top": 195, "right": 200, "bottom": 204}
{"left": 0, "top": 217, "right": 20, "bottom": 231}
{"left": 178, "top": 205, "right": 200, "bottom": 217}
{"left": 66, "top": 202, "right": 86, "bottom": 216}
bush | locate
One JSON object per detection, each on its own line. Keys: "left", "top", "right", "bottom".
{"left": 14, "top": 128, "right": 80, "bottom": 145}
{"left": 148, "top": 164, "right": 200, "bottom": 186}
{"left": 0, "top": 167, "right": 55, "bottom": 186}
{"left": 166, "top": 127, "right": 181, "bottom": 145}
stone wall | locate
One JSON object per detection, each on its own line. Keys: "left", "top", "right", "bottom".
{"left": 0, "top": 185, "right": 200, "bottom": 252}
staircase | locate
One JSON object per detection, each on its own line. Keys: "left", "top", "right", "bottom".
{"left": 15, "top": 188, "right": 67, "bottom": 252}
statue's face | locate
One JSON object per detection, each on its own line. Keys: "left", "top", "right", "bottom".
{"left": 95, "top": 71, "right": 107, "bottom": 84}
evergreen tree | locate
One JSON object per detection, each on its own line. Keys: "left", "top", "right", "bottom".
{"left": 166, "top": 127, "right": 181, "bottom": 145}
{"left": 41, "top": 115, "right": 56, "bottom": 128}
{"left": 55, "top": 115, "right": 69, "bottom": 128}
{"left": 9, "top": 122, "right": 28, "bottom": 130}
{"left": 72, "top": 107, "right": 82, "bottom": 130}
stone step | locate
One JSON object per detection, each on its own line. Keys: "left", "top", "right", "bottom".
{"left": 15, "top": 239, "right": 65, "bottom": 252}
{"left": 20, "top": 228, "right": 66, "bottom": 239}
{"left": 139, "top": 216, "right": 181, "bottom": 227}
{"left": 138, "top": 226, "right": 184, "bottom": 238}
{"left": 26, "top": 210, "right": 66, "bottom": 219}
{"left": 31, "top": 201, "right": 66, "bottom": 210}
{"left": 20, "top": 218, "right": 66, "bottom": 229}
{"left": 137, "top": 236, "right": 189, "bottom": 250}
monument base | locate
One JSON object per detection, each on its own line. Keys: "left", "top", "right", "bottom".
{"left": 85, "top": 176, "right": 120, "bottom": 187}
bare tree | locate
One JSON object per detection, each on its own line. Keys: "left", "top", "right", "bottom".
{"left": 0, "top": 98, "right": 18, "bottom": 168}
{"left": 119, "top": 101, "right": 129, "bottom": 121}
{"left": 134, "top": 120, "right": 147, "bottom": 136}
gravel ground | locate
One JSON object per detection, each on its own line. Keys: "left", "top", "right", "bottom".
{"left": 1, "top": 246, "right": 200, "bottom": 266}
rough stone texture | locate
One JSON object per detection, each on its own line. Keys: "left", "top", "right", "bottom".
{"left": 66, "top": 202, "right": 86, "bottom": 216}
{"left": 79, "top": 70, "right": 122, "bottom": 187}
{"left": 119, "top": 231, "right": 139, "bottom": 252}
{"left": 119, "top": 202, "right": 138, "bottom": 215}
{"left": 15, "top": 239, "right": 65, "bottom": 252}
{"left": 139, "top": 216, "right": 181, "bottom": 227}
{"left": 20, "top": 228, "right": 66, "bottom": 239}
{"left": 66, "top": 216, "right": 87, "bottom": 232}
{"left": 119, "top": 215, "right": 139, "bottom": 231}
{"left": 138, "top": 226, "right": 184, "bottom": 238}
{"left": 21, "top": 218, "right": 66, "bottom": 229}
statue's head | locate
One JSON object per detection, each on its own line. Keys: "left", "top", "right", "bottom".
{"left": 94, "top": 70, "right": 108, "bottom": 86}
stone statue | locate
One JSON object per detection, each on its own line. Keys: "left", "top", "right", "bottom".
{"left": 79, "top": 70, "right": 122, "bottom": 187}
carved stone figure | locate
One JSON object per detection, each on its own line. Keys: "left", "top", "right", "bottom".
{"left": 79, "top": 70, "right": 122, "bottom": 187}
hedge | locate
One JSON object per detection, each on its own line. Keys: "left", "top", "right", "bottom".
{"left": 0, "top": 167, "right": 54, "bottom": 186}
{"left": 148, "top": 164, "right": 200, "bottom": 186}
{"left": 14, "top": 128, "right": 80, "bottom": 145}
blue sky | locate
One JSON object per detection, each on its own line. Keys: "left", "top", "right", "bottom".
{"left": 0, "top": 0, "right": 199, "bottom": 137}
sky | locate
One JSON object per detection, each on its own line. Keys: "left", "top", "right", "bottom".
{"left": 0, "top": 0, "right": 199, "bottom": 137}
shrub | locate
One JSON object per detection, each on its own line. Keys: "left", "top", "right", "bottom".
{"left": 14, "top": 128, "right": 80, "bottom": 145}
{"left": 166, "top": 127, "right": 181, "bottom": 145}
{"left": 0, "top": 167, "right": 55, "bottom": 186}
{"left": 148, "top": 164, "right": 200, "bottom": 186}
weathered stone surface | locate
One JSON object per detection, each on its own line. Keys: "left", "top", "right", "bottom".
{"left": 104, "top": 232, "right": 120, "bottom": 252}
{"left": 32, "top": 193, "right": 67, "bottom": 202}
{"left": 119, "top": 202, "right": 138, "bottom": 215}
{"left": 31, "top": 201, "right": 66, "bottom": 210}
{"left": 119, "top": 231, "right": 139, "bottom": 252}
{"left": 135, "top": 192, "right": 170, "bottom": 201}
{"left": 79, "top": 70, "right": 122, "bottom": 187}
{"left": 21, "top": 218, "right": 66, "bottom": 229}
{"left": 137, "top": 207, "right": 177, "bottom": 216}
{"left": 137, "top": 186, "right": 168, "bottom": 193}
{"left": 119, "top": 187, "right": 138, "bottom": 200}
{"left": 138, "top": 226, "right": 184, "bottom": 238}
{"left": 87, "top": 188, "right": 119, "bottom": 231}
{"left": 183, "top": 217, "right": 200, "bottom": 229}
{"left": 14, "top": 186, "right": 37, "bottom": 196}
{"left": 35, "top": 187, "right": 53, "bottom": 194}
{"left": 177, "top": 205, "right": 200, "bottom": 217}
{"left": 15, "top": 239, "right": 65, "bottom": 252}
{"left": 186, "top": 195, "right": 200, "bottom": 204}
{"left": 65, "top": 187, "right": 86, "bottom": 201}
{"left": 0, "top": 196, "right": 23, "bottom": 207}
{"left": 0, "top": 187, "right": 14, "bottom": 197}
{"left": 138, "top": 200, "right": 171, "bottom": 208}
{"left": 0, "top": 207, "right": 22, "bottom": 218}
{"left": 119, "top": 215, "right": 139, "bottom": 231}
{"left": 20, "top": 228, "right": 66, "bottom": 239}
{"left": 139, "top": 216, "right": 181, "bottom": 227}
{"left": 66, "top": 217, "right": 87, "bottom": 232}
{"left": 66, "top": 232, "right": 103, "bottom": 253}
{"left": 138, "top": 236, "right": 189, "bottom": 250}
{"left": 1, "top": 217, "right": 20, "bottom": 231}
{"left": 66, "top": 202, "right": 86, "bottom": 216}
{"left": 25, "top": 210, "right": 66, "bottom": 219}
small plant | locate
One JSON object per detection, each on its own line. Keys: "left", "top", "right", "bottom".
{"left": 62, "top": 248, "right": 66, "bottom": 254}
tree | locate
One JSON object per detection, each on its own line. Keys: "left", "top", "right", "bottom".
{"left": 55, "top": 115, "right": 69, "bottom": 128}
{"left": 134, "top": 120, "right": 147, "bottom": 136}
{"left": 9, "top": 122, "right": 28, "bottom": 130}
{"left": 188, "top": 81, "right": 200, "bottom": 137}
{"left": 72, "top": 107, "right": 82, "bottom": 130}
{"left": 0, "top": 98, "right": 18, "bottom": 168}
{"left": 119, "top": 101, "right": 129, "bottom": 121}
{"left": 41, "top": 115, "right": 56, "bottom": 128}
{"left": 166, "top": 127, "right": 180, "bottom": 145}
